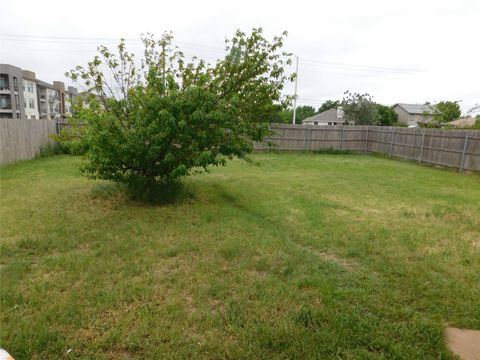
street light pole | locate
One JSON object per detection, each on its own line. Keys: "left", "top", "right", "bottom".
{"left": 292, "top": 55, "right": 299, "bottom": 125}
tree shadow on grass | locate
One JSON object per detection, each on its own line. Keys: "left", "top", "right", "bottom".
{"left": 89, "top": 181, "right": 195, "bottom": 207}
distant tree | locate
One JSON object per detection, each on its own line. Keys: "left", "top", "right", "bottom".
{"left": 294, "top": 105, "right": 316, "bottom": 123}
{"left": 467, "top": 103, "right": 480, "bottom": 116}
{"left": 376, "top": 104, "right": 398, "bottom": 126}
{"left": 318, "top": 100, "right": 340, "bottom": 113}
{"left": 433, "top": 101, "right": 461, "bottom": 123}
{"left": 341, "top": 91, "right": 378, "bottom": 125}
{"left": 472, "top": 115, "right": 480, "bottom": 129}
{"left": 269, "top": 109, "right": 290, "bottom": 123}
{"left": 271, "top": 105, "right": 316, "bottom": 124}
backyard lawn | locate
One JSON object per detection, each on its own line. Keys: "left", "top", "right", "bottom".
{"left": 1, "top": 153, "right": 479, "bottom": 359}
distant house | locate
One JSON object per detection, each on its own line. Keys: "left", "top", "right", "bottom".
{"left": 392, "top": 103, "right": 437, "bottom": 127}
{"left": 302, "top": 108, "right": 344, "bottom": 126}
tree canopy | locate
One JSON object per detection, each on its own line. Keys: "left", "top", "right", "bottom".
{"left": 376, "top": 104, "right": 398, "bottom": 126}
{"left": 433, "top": 101, "right": 461, "bottom": 123}
{"left": 318, "top": 100, "right": 340, "bottom": 113}
{"left": 271, "top": 105, "right": 316, "bottom": 124}
{"left": 340, "top": 91, "right": 378, "bottom": 125}
{"left": 64, "top": 29, "right": 293, "bottom": 200}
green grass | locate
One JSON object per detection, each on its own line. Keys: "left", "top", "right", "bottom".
{"left": 1, "top": 154, "right": 479, "bottom": 359}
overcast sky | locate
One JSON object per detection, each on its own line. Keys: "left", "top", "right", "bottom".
{"left": 1, "top": 0, "right": 479, "bottom": 113}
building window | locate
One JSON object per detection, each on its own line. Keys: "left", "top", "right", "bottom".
{"left": 0, "top": 113, "right": 13, "bottom": 119}
{"left": 29, "top": 98, "right": 35, "bottom": 108}
{"left": 15, "top": 94, "right": 20, "bottom": 109}
{"left": 13, "top": 77, "right": 18, "bottom": 92}
{"left": 314, "top": 121, "right": 318, "bottom": 125}
{"left": 1, "top": 95, "right": 11, "bottom": 109}
{"left": 0, "top": 75, "right": 8, "bottom": 90}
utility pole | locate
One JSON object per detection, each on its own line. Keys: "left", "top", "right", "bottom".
{"left": 292, "top": 55, "right": 299, "bottom": 125}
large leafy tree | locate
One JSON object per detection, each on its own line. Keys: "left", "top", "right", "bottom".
{"left": 65, "top": 29, "right": 293, "bottom": 200}
{"left": 341, "top": 91, "right": 378, "bottom": 125}
{"left": 433, "top": 101, "right": 461, "bottom": 122}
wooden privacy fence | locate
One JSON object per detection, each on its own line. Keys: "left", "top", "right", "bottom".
{"left": 2, "top": 120, "right": 479, "bottom": 171}
{"left": 254, "top": 124, "right": 480, "bottom": 171}
{"left": 0, "top": 119, "right": 57, "bottom": 165}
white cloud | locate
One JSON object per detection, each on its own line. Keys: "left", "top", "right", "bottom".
{"left": 1, "top": 0, "right": 479, "bottom": 112}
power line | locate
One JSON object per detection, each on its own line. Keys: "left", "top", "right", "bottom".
{"left": 297, "top": 98, "right": 332, "bottom": 103}
{"left": 0, "top": 33, "right": 226, "bottom": 53}
{"left": 1, "top": 33, "right": 423, "bottom": 75}
{"left": 300, "top": 58, "right": 422, "bottom": 74}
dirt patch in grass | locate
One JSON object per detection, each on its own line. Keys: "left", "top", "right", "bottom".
{"left": 445, "top": 327, "right": 480, "bottom": 360}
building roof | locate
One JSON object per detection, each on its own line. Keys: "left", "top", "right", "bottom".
{"left": 302, "top": 108, "right": 342, "bottom": 123}
{"left": 36, "top": 79, "right": 56, "bottom": 90}
{"left": 447, "top": 117, "right": 476, "bottom": 127}
{"left": 393, "top": 103, "right": 437, "bottom": 115}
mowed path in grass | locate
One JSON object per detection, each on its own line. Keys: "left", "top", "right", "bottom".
{"left": 1, "top": 154, "right": 479, "bottom": 359}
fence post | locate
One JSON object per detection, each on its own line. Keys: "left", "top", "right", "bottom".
{"left": 389, "top": 127, "right": 395, "bottom": 156}
{"left": 340, "top": 127, "right": 345, "bottom": 150}
{"left": 460, "top": 132, "right": 469, "bottom": 172}
{"left": 364, "top": 128, "right": 369, "bottom": 153}
{"left": 418, "top": 130, "right": 426, "bottom": 163}
{"left": 303, "top": 126, "right": 309, "bottom": 151}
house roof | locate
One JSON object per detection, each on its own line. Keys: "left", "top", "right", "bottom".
{"left": 393, "top": 103, "right": 437, "bottom": 115}
{"left": 447, "top": 117, "right": 476, "bottom": 127}
{"left": 302, "top": 109, "right": 341, "bottom": 123}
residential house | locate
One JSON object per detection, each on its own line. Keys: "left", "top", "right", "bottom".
{"left": 392, "top": 103, "right": 437, "bottom": 127}
{"left": 302, "top": 108, "right": 344, "bottom": 126}
{"left": 0, "top": 64, "right": 24, "bottom": 119}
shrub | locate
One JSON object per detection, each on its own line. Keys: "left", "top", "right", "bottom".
{"left": 64, "top": 29, "right": 293, "bottom": 200}
{"left": 52, "top": 117, "right": 88, "bottom": 155}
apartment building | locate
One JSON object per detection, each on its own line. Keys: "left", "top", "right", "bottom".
{"left": 37, "top": 80, "right": 61, "bottom": 120}
{"left": 21, "top": 70, "right": 40, "bottom": 119}
{"left": 0, "top": 64, "right": 25, "bottom": 119}
{"left": 65, "top": 86, "right": 78, "bottom": 116}
{"left": 0, "top": 63, "right": 77, "bottom": 120}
